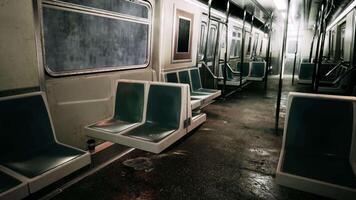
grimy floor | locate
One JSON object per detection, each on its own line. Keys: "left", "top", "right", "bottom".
{"left": 53, "top": 77, "right": 329, "bottom": 200}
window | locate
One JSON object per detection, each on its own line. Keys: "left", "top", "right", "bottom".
{"left": 252, "top": 33, "right": 259, "bottom": 57}
{"left": 206, "top": 25, "right": 217, "bottom": 59}
{"left": 259, "top": 39, "right": 264, "bottom": 55}
{"left": 330, "top": 29, "right": 336, "bottom": 59}
{"left": 245, "top": 32, "right": 252, "bottom": 56}
{"left": 198, "top": 22, "right": 207, "bottom": 60}
{"left": 229, "top": 27, "right": 241, "bottom": 58}
{"left": 41, "top": 0, "right": 151, "bottom": 76}
{"left": 173, "top": 9, "right": 194, "bottom": 61}
{"left": 339, "top": 22, "right": 346, "bottom": 60}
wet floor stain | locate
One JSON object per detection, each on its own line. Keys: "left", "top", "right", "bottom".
{"left": 53, "top": 78, "right": 328, "bottom": 200}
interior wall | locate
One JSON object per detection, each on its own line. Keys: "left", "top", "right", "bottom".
{"left": 46, "top": 69, "right": 156, "bottom": 149}
{"left": 159, "top": 0, "right": 202, "bottom": 71}
{"left": 0, "top": 0, "right": 40, "bottom": 92}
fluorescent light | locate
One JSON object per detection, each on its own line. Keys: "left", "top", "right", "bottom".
{"left": 273, "top": 0, "right": 287, "bottom": 10}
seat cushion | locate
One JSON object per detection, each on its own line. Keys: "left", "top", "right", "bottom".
{"left": 196, "top": 88, "right": 219, "bottom": 94}
{"left": 3, "top": 143, "right": 84, "bottom": 178}
{"left": 0, "top": 171, "right": 22, "bottom": 194}
{"left": 283, "top": 151, "right": 356, "bottom": 189}
{"left": 122, "top": 123, "right": 176, "bottom": 143}
{"left": 89, "top": 118, "right": 139, "bottom": 133}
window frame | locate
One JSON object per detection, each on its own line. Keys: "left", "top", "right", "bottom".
{"left": 198, "top": 21, "right": 207, "bottom": 61}
{"left": 39, "top": 0, "right": 152, "bottom": 77}
{"left": 172, "top": 9, "right": 194, "bottom": 62}
{"left": 229, "top": 26, "right": 242, "bottom": 59}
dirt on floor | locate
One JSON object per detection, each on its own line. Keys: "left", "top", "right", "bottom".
{"left": 52, "top": 77, "right": 329, "bottom": 200}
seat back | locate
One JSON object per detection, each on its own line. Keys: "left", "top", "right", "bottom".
{"left": 0, "top": 93, "right": 56, "bottom": 162}
{"left": 165, "top": 72, "right": 179, "bottom": 83}
{"left": 285, "top": 94, "right": 354, "bottom": 159}
{"left": 114, "top": 82, "right": 145, "bottom": 123}
{"left": 146, "top": 85, "right": 182, "bottom": 129}
{"left": 178, "top": 71, "right": 192, "bottom": 91}
{"left": 250, "top": 61, "right": 266, "bottom": 78}
{"left": 0, "top": 171, "right": 22, "bottom": 194}
{"left": 190, "top": 68, "right": 203, "bottom": 91}
{"left": 299, "top": 63, "right": 314, "bottom": 80}
{"left": 237, "top": 62, "right": 250, "bottom": 77}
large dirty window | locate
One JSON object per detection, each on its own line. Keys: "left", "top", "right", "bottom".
{"left": 41, "top": 0, "right": 151, "bottom": 76}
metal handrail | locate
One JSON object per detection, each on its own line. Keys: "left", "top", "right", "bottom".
{"left": 201, "top": 62, "right": 224, "bottom": 80}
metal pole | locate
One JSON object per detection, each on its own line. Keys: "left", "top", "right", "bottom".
{"left": 275, "top": 0, "right": 291, "bottom": 134}
{"left": 203, "top": 0, "right": 212, "bottom": 64}
{"left": 312, "top": 3, "right": 325, "bottom": 92}
{"left": 223, "top": 0, "right": 230, "bottom": 95}
{"left": 292, "top": 20, "right": 301, "bottom": 85}
{"left": 264, "top": 13, "right": 273, "bottom": 90}
{"left": 240, "top": 10, "right": 247, "bottom": 87}
{"left": 250, "top": 15, "right": 255, "bottom": 60}
{"left": 315, "top": 1, "right": 327, "bottom": 91}
{"left": 309, "top": 10, "right": 320, "bottom": 62}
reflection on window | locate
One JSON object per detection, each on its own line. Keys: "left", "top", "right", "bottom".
{"left": 252, "top": 33, "right": 259, "bottom": 57}
{"left": 198, "top": 22, "right": 207, "bottom": 60}
{"left": 207, "top": 26, "right": 217, "bottom": 59}
{"left": 259, "top": 39, "right": 263, "bottom": 55}
{"left": 330, "top": 30, "right": 335, "bottom": 59}
{"left": 230, "top": 27, "right": 241, "bottom": 58}
{"left": 246, "top": 33, "right": 251, "bottom": 56}
{"left": 42, "top": 0, "right": 150, "bottom": 76}
{"left": 339, "top": 23, "right": 346, "bottom": 60}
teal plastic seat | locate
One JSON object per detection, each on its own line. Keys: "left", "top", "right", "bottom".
{"left": 123, "top": 85, "right": 182, "bottom": 142}
{"left": 237, "top": 62, "right": 250, "bottom": 77}
{"left": 165, "top": 72, "right": 179, "bottom": 83}
{"left": 0, "top": 171, "right": 21, "bottom": 195}
{"left": 298, "top": 63, "right": 314, "bottom": 83}
{"left": 190, "top": 68, "right": 221, "bottom": 99}
{"left": 89, "top": 82, "right": 145, "bottom": 133}
{"left": 178, "top": 71, "right": 211, "bottom": 99}
{"left": 250, "top": 61, "right": 265, "bottom": 79}
{"left": 218, "top": 64, "right": 247, "bottom": 86}
{"left": 0, "top": 95, "right": 86, "bottom": 178}
{"left": 277, "top": 93, "right": 356, "bottom": 199}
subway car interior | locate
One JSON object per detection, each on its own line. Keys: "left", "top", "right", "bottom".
{"left": 1, "top": 0, "right": 356, "bottom": 199}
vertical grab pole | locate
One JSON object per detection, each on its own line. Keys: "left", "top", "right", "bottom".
{"left": 202, "top": 0, "right": 212, "bottom": 88}
{"left": 223, "top": 0, "right": 230, "bottom": 95}
{"left": 240, "top": 10, "right": 247, "bottom": 87}
{"left": 312, "top": 4, "right": 325, "bottom": 92}
{"left": 315, "top": 1, "right": 327, "bottom": 92}
{"left": 250, "top": 15, "right": 255, "bottom": 60}
{"left": 203, "top": 0, "right": 212, "bottom": 65}
{"left": 264, "top": 13, "right": 273, "bottom": 90}
{"left": 275, "top": 0, "right": 291, "bottom": 134}
{"left": 309, "top": 10, "right": 320, "bottom": 62}
{"left": 292, "top": 20, "right": 301, "bottom": 85}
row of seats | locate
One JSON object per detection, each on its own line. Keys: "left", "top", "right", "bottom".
{"left": 164, "top": 68, "right": 221, "bottom": 109}
{"left": 217, "top": 61, "right": 267, "bottom": 87}
{"left": 276, "top": 92, "right": 356, "bottom": 199}
{"left": 0, "top": 92, "right": 91, "bottom": 200}
{"left": 86, "top": 80, "right": 207, "bottom": 154}
{"left": 298, "top": 62, "right": 356, "bottom": 95}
